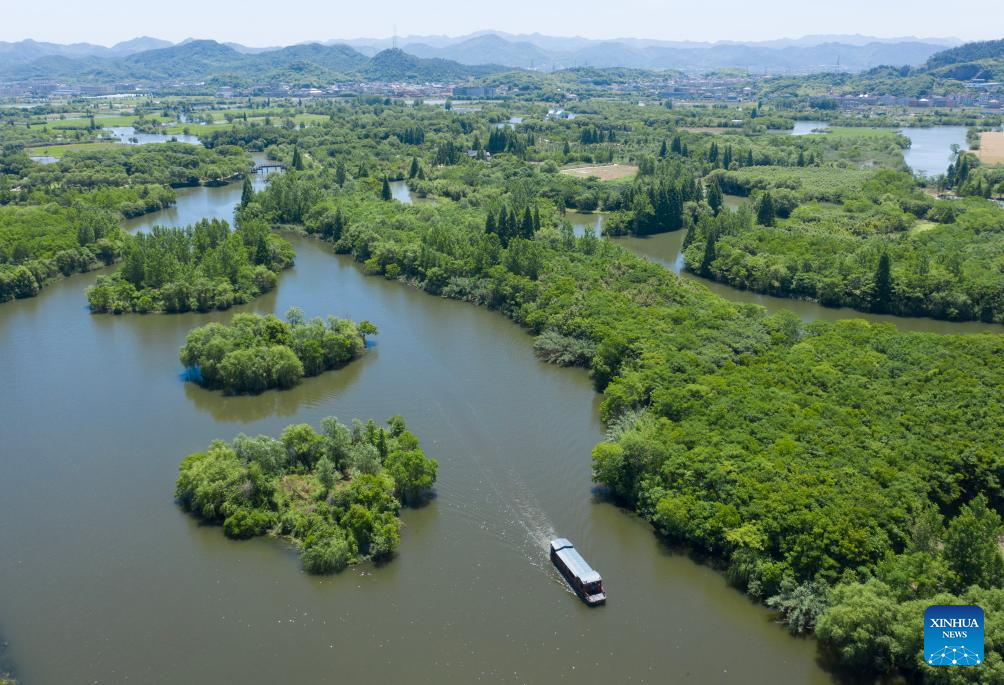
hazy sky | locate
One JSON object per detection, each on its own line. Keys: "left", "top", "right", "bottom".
{"left": 1, "top": 0, "right": 999, "bottom": 45}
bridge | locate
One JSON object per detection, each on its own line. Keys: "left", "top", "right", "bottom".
{"left": 252, "top": 163, "right": 286, "bottom": 173}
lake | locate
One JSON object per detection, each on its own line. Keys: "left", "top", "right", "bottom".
{"left": 898, "top": 126, "right": 968, "bottom": 177}
{"left": 790, "top": 122, "right": 968, "bottom": 177}
{"left": 0, "top": 176, "right": 832, "bottom": 684}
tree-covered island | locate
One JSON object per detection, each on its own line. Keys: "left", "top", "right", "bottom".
{"left": 180, "top": 309, "right": 376, "bottom": 394}
{"left": 175, "top": 416, "right": 437, "bottom": 573}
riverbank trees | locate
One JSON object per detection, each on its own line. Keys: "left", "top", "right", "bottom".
{"left": 175, "top": 416, "right": 437, "bottom": 573}
{"left": 180, "top": 309, "right": 375, "bottom": 394}
{"left": 86, "top": 217, "right": 293, "bottom": 313}
{"left": 682, "top": 185, "right": 1004, "bottom": 322}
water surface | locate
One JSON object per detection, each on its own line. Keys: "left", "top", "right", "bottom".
{"left": 898, "top": 126, "right": 968, "bottom": 178}
{"left": 0, "top": 179, "right": 831, "bottom": 684}
{"left": 105, "top": 125, "right": 202, "bottom": 146}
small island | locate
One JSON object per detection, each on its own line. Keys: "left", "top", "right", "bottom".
{"left": 86, "top": 217, "right": 294, "bottom": 314}
{"left": 180, "top": 309, "right": 377, "bottom": 394}
{"left": 175, "top": 416, "right": 437, "bottom": 574}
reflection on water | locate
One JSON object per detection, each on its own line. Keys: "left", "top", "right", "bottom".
{"left": 566, "top": 210, "right": 603, "bottom": 236}
{"left": 790, "top": 120, "right": 830, "bottom": 136}
{"left": 182, "top": 339, "right": 377, "bottom": 423}
{"left": 388, "top": 180, "right": 413, "bottom": 204}
{"left": 899, "top": 126, "right": 968, "bottom": 178}
{"left": 105, "top": 126, "right": 202, "bottom": 146}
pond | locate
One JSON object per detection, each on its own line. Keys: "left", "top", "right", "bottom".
{"left": 0, "top": 172, "right": 832, "bottom": 684}
{"left": 791, "top": 120, "right": 830, "bottom": 136}
{"left": 104, "top": 125, "right": 203, "bottom": 146}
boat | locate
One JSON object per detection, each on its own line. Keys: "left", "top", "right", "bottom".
{"left": 550, "top": 538, "right": 606, "bottom": 605}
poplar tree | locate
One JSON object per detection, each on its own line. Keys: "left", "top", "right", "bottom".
{"left": 240, "top": 174, "right": 254, "bottom": 208}
{"left": 872, "top": 252, "right": 893, "bottom": 313}
{"left": 381, "top": 177, "right": 392, "bottom": 201}
{"left": 756, "top": 192, "right": 775, "bottom": 227}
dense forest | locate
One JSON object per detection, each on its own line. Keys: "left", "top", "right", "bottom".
{"left": 180, "top": 309, "right": 376, "bottom": 394}
{"left": 0, "top": 142, "right": 252, "bottom": 303}
{"left": 683, "top": 169, "right": 1004, "bottom": 322}
{"left": 175, "top": 416, "right": 438, "bottom": 573}
{"left": 86, "top": 217, "right": 293, "bottom": 313}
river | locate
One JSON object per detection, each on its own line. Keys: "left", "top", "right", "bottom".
{"left": 0, "top": 178, "right": 831, "bottom": 682}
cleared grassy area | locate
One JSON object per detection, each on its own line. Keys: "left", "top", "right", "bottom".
{"left": 28, "top": 141, "right": 128, "bottom": 156}
{"left": 825, "top": 127, "right": 902, "bottom": 138}
{"left": 560, "top": 163, "right": 638, "bottom": 181}
{"left": 978, "top": 131, "right": 1004, "bottom": 165}
{"left": 909, "top": 219, "right": 940, "bottom": 235}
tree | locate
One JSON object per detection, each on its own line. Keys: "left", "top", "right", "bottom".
{"left": 944, "top": 494, "right": 1004, "bottom": 591}
{"left": 707, "top": 180, "right": 724, "bottom": 215}
{"left": 384, "top": 448, "right": 438, "bottom": 503}
{"left": 240, "top": 174, "right": 254, "bottom": 209}
{"left": 316, "top": 456, "right": 338, "bottom": 493}
{"left": 335, "top": 161, "right": 346, "bottom": 187}
{"left": 872, "top": 252, "right": 892, "bottom": 313}
{"left": 659, "top": 140, "right": 668, "bottom": 158}
{"left": 700, "top": 232, "right": 718, "bottom": 277}
{"left": 408, "top": 156, "right": 420, "bottom": 179}
{"left": 381, "top": 177, "right": 392, "bottom": 201}
{"left": 756, "top": 192, "right": 775, "bottom": 227}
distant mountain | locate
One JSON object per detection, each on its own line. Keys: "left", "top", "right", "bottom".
{"left": 109, "top": 36, "right": 172, "bottom": 55}
{"left": 922, "top": 39, "right": 1004, "bottom": 80}
{"left": 396, "top": 35, "right": 949, "bottom": 72}
{"left": 404, "top": 35, "right": 552, "bottom": 69}
{"left": 0, "top": 36, "right": 172, "bottom": 64}
{"left": 0, "top": 40, "right": 503, "bottom": 85}
{"left": 359, "top": 48, "right": 502, "bottom": 81}
{"left": 0, "top": 32, "right": 972, "bottom": 83}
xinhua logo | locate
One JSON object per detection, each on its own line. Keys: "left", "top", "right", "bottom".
{"left": 925, "top": 605, "right": 984, "bottom": 666}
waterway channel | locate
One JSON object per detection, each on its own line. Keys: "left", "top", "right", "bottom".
{"left": 0, "top": 174, "right": 833, "bottom": 683}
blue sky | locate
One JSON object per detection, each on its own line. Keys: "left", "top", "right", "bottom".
{"left": 1, "top": 0, "right": 999, "bottom": 45}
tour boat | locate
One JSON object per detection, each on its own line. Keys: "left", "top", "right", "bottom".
{"left": 550, "top": 538, "right": 606, "bottom": 605}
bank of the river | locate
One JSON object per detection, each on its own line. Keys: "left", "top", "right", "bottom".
{"left": 563, "top": 214, "right": 1002, "bottom": 334}
{"left": 0, "top": 173, "right": 831, "bottom": 684}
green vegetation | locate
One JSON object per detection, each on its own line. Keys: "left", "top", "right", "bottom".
{"left": 684, "top": 168, "right": 1004, "bottom": 322}
{"left": 0, "top": 141, "right": 255, "bottom": 303}
{"left": 6, "top": 85, "right": 1004, "bottom": 680}
{"left": 0, "top": 203, "right": 124, "bottom": 301}
{"left": 180, "top": 309, "right": 376, "bottom": 394}
{"left": 175, "top": 416, "right": 437, "bottom": 573}
{"left": 86, "top": 217, "right": 293, "bottom": 314}
{"left": 222, "top": 93, "right": 1004, "bottom": 679}
{"left": 18, "top": 142, "right": 251, "bottom": 188}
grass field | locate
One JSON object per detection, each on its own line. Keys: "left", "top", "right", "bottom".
{"left": 28, "top": 142, "right": 128, "bottom": 156}
{"left": 978, "top": 131, "right": 1004, "bottom": 165}
{"left": 825, "top": 127, "right": 902, "bottom": 138}
{"left": 560, "top": 163, "right": 638, "bottom": 181}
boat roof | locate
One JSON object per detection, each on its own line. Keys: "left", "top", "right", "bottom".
{"left": 551, "top": 539, "right": 602, "bottom": 584}
{"left": 550, "top": 538, "right": 573, "bottom": 552}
